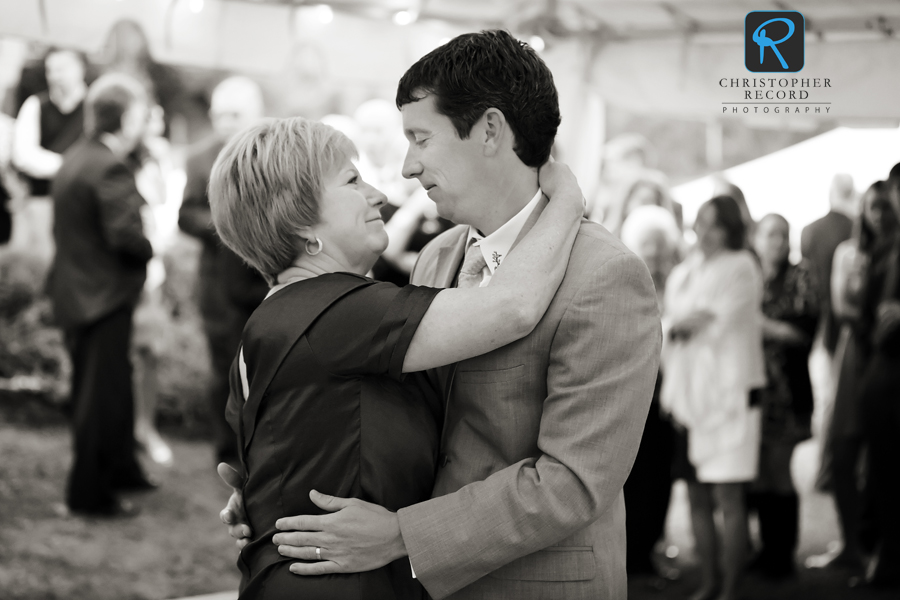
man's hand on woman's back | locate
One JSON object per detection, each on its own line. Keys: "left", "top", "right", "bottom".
{"left": 217, "top": 462, "right": 252, "bottom": 549}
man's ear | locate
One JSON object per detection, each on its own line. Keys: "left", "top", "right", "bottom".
{"left": 481, "top": 108, "right": 507, "bottom": 157}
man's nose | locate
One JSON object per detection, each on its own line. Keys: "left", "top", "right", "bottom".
{"left": 401, "top": 150, "right": 421, "bottom": 180}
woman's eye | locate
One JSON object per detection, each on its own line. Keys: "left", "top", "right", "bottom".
{"left": 348, "top": 176, "right": 358, "bottom": 184}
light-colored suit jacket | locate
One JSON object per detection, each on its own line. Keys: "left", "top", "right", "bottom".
{"left": 397, "top": 203, "right": 662, "bottom": 600}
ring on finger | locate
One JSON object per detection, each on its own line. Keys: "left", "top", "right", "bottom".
{"left": 315, "top": 547, "right": 322, "bottom": 561}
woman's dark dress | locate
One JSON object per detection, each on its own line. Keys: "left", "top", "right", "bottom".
{"left": 225, "top": 273, "right": 443, "bottom": 599}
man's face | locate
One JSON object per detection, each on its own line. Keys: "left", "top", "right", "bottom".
{"left": 400, "top": 95, "right": 486, "bottom": 226}
{"left": 45, "top": 51, "right": 85, "bottom": 96}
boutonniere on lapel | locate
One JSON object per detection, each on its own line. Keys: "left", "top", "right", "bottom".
{"left": 492, "top": 251, "right": 502, "bottom": 268}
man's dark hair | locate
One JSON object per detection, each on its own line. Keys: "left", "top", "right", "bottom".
{"left": 396, "top": 29, "right": 560, "bottom": 167}
{"left": 84, "top": 73, "right": 146, "bottom": 137}
{"left": 704, "top": 195, "right": 748, "bottom": 251}
{"left": 889, "top": 162, "right": 900, "bottom": 182}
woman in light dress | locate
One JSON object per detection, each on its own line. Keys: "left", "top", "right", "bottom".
{"left": 661, "top": 195, "right": 766, "bottom": 600}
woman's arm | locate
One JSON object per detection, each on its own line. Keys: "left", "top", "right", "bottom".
{"left": 402, "top": 161, "right": 583, "bottom": 372}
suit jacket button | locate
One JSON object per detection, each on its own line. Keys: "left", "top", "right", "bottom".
{"left": 438, "top": 453, "right": 450, "bottom": 467}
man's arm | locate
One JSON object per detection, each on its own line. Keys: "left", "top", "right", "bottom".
{"left": 97, "top": 162, "right": 153, "bottom": 264}
{"left": 177, "top": 152, "right": 217, "bottom": 244}
{"left": 396, "top": 250, "right": 661, "bottom": 597}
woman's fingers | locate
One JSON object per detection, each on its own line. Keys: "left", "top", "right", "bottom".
{"left": 217, "top": 462, "right": 244, "bottom": 489}
{"left": 228, "top": 523, "right": 252, "bottom": 540}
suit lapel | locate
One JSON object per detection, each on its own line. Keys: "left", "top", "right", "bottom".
{"left": 430, "top": 227, "right": 469, "bottom": 288}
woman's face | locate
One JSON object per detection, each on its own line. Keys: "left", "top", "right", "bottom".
{"left": 754, "top": 216, "right": 790, "bottom": 266}
{"left": 863, "top": 188, "right": 899, "bottom": 237}
{"left": 694, "top": 204, "right": 728, "bottom": 257}
{"left": 314, "top": 157, "right": 389, "bottom": 272}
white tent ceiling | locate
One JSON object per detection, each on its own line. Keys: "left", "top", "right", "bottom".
{"left": 1, "top": 0, "right": 897, "bottom": 121}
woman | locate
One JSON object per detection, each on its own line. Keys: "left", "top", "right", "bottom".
{"left": 748, "top": 214, "right": 818, "bottom": 579}
{"left": 854, "top": 180, "right": 900, "bottom": 588}
{"left": 814, "top": 182, "right": 893, "bottom": 577}
{"left": 661, "top": 196, "right": 766, "bottom": 600}
{"left": 207, "top": 117, "right": 583, "bottom": 599}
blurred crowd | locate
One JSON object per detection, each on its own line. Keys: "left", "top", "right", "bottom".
{"left": 598, "top": 136, "right": 900, "bottom": 596}
{"left": 0, "top": 20, "right": 452, "bottom": 518}
{"left": 0, "top": 18, "right": 898, "bottom": 596}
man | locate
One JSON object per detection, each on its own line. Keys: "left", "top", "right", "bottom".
{"left": 12, "top": 48, "right": 88, "bottom": 262}
{"left": 48, "top": 73, "right": 153, "bottom": 516}
{"left": 223, "top": 31, "right": 660, "bottom": 599}
{"left": 178, "top": 76, "right": 269, "bottom": 465}
{"left": 801, "top": 173, "right": 855, "bottom": 355}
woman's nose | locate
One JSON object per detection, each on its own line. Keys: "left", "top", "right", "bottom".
{"left": 366, "top": 183, "right": 387, "bottom": 208}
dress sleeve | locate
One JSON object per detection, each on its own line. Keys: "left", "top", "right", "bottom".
{"left": 306, "top": 281, "right": 442, "bottom": 380}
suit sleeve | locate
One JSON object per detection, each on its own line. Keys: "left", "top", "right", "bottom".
{"left": 800, "top": 225, "right": 812, "bottom": 261}
{"left": 397, "top": 251, "right": 662, "bottom": 599}
{"left": 96, "top": 161, "right": 153, "bottom": 264}
{"left": 178, "top": 153, "right": 217, "bottom": 244}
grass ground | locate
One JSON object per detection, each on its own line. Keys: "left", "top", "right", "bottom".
{"left": 0, "top": 397, "right": 239, "bottom": 600}
{"left": 0, "top": 392, "right": 894, "bottom": 600}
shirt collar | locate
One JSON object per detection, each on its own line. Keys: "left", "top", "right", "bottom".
{"left": 467, "top": 188, "right": 543, "bottom": 275}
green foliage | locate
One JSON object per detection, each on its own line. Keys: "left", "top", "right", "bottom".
{"left": 138, "top": 234, "right": 212, "bottom": 433}
{"left": 0, "top": 237, "right": 214, "bottom": 434}
{"left": 0, "top": 249, "right": 69, "bottom": 401}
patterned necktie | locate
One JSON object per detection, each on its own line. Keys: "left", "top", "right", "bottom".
{"left": 456, "top": 243, "right": 488, "bottom": 289}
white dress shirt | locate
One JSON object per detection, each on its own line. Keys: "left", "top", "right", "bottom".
{"left": 464, "top": 188, "right": 544, "bottom": 287}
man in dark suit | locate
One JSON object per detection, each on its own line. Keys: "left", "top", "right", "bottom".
{"left": 178, "top": 77, "right": 268, "bottom": 464}
{"left": 49, "top": 73, "right": 153, "bottom": 516}
{"left": 801, "top": 173, "right": 856, "bottom": 354}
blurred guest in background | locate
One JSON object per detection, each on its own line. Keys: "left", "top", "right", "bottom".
{"left": 712, "top": 178, "right": 754, "bottom": 247}
{"left": 854, "top": 178, "right": 900, "bottom": 588}
{"left": 588, "top": 133, "right": 652, "bottom": 225}
{"left": 748, "top": 214, "right": 818, "bottom": 580}
{"left": 0, "top": 113, "right": 15, "bottom": 244}
{"left": 661, "top": 196, "right": 766, "bottom": 600}
{"left": 810, "top": 183, "right": 885, "bottom": 575}
{"left": 607, "top": 176, "right": 683, "bottom": 238}
{"left": 178, "top": 76, "right": 268, "bottom": 465}
{"left": 130, "top": 101, "right": 174, "bottom": 466}
{"left": 801, "top": 174, "right": 856, "bottom": 356}
{"left": 48, "top": 73, "right": 154, "bottom": 516}
{"left": 96, "top": 19, "right": 185, "bottom": 142}
{"left": 620, "top": 205, "right": 683, "bottom": 586}
{"left": 11, "top": 47, "right": 87, "bottom": 262}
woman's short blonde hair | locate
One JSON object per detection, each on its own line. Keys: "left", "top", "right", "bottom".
{"left": 209, "top": 117, "right": 356, "bottom": 283}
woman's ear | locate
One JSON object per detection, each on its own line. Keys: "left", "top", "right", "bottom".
{"left": 481, "top": 108, "right": 507, "bottom": 157}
